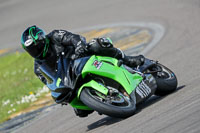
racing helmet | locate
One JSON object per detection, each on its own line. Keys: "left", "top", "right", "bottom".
{"left": 21, "top": 25, "right": 49, "bottom": 60}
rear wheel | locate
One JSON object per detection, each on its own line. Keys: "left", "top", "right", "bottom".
{"left": 80, "top": 87, "right": 136, "bottom": 118}
{"left": 152, "top": 63, "right": 178, "bottom": 96}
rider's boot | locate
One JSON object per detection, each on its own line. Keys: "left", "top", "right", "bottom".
{"left": 123, "top": 55, "right": 145, "bottom": 68}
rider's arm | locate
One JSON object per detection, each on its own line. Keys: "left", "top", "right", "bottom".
{"left": 47, "top": 30, "right": 87, "bottom": 58}
{"left": 86, "top": 38, "right": 145, "bottom": 67}
{"left": 34, "top": 61, "right": 47, "bottom": 85}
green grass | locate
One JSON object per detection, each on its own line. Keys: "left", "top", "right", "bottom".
{"left": 0, "top": 52, "right": 45, "bottom": 123}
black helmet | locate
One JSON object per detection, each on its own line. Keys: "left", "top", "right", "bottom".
{"left": 21, "top": 25, "right": 49, "bottom": 60}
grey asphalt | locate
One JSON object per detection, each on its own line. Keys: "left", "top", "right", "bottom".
{"left": 1, "top": 0, "right": 200, "bottom": 133}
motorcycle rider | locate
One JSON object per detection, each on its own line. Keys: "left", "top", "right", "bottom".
{"left": 21, "top": 25, "right": 145, "bottom": 117}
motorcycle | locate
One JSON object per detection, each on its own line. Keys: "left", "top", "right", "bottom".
{"left": 39, "top": 54, "right": 178, "bottom": 118}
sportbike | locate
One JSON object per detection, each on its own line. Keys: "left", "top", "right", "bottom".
{"left": 39, "top": 54, "right": 177, "bottom": 118}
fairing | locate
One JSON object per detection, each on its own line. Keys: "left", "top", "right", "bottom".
{"left": 81, "top": 55, "right": 143, "bottom": 95}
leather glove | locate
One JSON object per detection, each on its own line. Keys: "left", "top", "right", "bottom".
{"left": 72, "top": 41, "right": 88, "bottom": 59}
{"left": 75, "top": 41, "right": 86, "bottom": 55}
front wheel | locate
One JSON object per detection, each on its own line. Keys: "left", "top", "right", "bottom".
{"left": 80, "top": 88, "right": 136, "bottom": 118}
{"left": 152, "top": 63, "right": 178, "bottom": 96}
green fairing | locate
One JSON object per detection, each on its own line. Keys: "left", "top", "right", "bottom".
{"left": 70, "top": 97, "right": 92, "bottom": 110}
{"left": 81, "top": 55, "right": 143, "bottom": 94}
{"left": 77, "top": 80, "right": 109, "bottom": 98}
{"left": 71, "top": 55, "right": 143, "bottom": 110}
{"left": 70, "top": 80, "right": 109, "bottom": 110}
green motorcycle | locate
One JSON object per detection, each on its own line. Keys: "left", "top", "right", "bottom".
{"left": 39, "top": 55, "right": 178, "bottom": 118}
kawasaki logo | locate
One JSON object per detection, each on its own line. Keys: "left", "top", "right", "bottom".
{"left": 93, "top": 60, "right": 103, "bottom": 69}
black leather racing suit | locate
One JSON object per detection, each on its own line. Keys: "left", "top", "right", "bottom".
{"left": 34, "top": 30, "right": 144, "bottom": 117}
{"left": 34, "top": 30, "right": 144, "bottom": 85}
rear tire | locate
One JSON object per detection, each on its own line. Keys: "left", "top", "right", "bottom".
{"left": 80, "top": 88, "right": 136, "bottom": 118}
{"left": 153, "top": 63, "right": 178, "bottom": 96}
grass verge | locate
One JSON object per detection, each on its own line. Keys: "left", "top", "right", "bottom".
{"left": 0, "top": 52, "right": 49, "bottom": 124}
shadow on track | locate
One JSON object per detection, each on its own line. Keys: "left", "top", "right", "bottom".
{"left": 86, "top": 85, "right": 185, "bottom": 131}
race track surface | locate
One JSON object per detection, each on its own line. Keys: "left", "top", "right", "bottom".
{"left": 0, "top": 0, "right": 200, "bottom": 133}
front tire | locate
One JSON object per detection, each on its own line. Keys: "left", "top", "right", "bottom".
{"left": 80, "top": 88, "right": 136, "bottom": 118}
{"left": 153, "top": 63, "right": 178, "bottom": 96}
